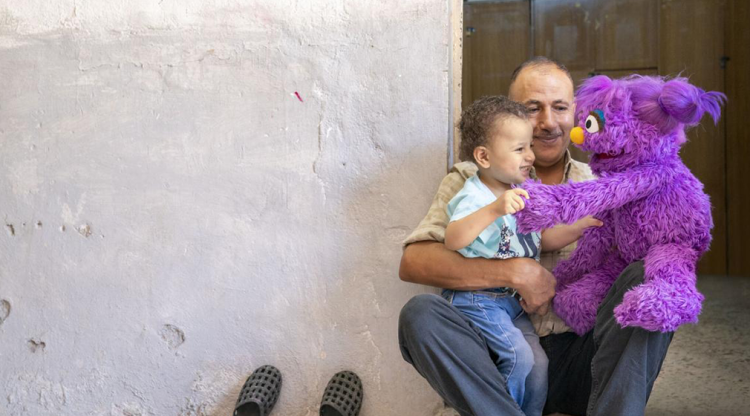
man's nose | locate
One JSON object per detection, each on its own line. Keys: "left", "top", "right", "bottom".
{"left": 538, "top": 107, "right": 557, "bottom": 131}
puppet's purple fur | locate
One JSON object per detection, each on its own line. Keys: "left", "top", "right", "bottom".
{"left": 515, "top": 75, "right": 724, "bottom": 334}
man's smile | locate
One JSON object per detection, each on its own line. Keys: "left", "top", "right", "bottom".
{"left": 533, "top": 133, "right": 562, "bottom": 143}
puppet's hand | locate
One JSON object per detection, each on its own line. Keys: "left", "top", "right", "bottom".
{"left": 515, "top": 180, "right": 562, "bottom": 233}
{"left": 614, "top": 280, "right": 704, "bottom": 332}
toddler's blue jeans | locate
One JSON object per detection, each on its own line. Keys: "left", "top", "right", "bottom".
{"left": 441, "top": 289, "right": 547, "bottom": 416}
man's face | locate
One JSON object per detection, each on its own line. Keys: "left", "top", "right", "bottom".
{"left": 509, "top": 67, "right": 575, "bottom": 168}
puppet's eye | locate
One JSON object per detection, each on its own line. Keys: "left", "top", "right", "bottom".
{"left": 584, "top": 115, "right": 600, "bottom": 133}
{"left": 584, "top": 110, "right": 605, "bottom": 133}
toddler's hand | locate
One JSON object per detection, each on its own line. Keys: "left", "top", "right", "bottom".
{"left": 493, "top": 188, "right": 529, "bottom": 216}
{"left": 574, "top": 215, "right": 604, "bottom": 231}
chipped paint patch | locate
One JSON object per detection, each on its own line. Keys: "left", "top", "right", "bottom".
{"left": 159, "top": 324, "right": 185, "bottom": 349}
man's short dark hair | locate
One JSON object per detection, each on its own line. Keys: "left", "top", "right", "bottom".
{"left": 509, "top": 56, "right": 575, "bottom": 87}
{"left": 458, "top": 96, "right": 528, "bottom": 163}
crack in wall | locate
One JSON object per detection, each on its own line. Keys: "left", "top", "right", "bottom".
{"left": 0, "top": 299, "right": 10, "bottom": 325}
{"left": 27, "top": 338, "right": 46, "bottom": 353}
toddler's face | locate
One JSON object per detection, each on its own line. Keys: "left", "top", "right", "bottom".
{"left": 482, "top": 117, "right": 535, "bottom": 185}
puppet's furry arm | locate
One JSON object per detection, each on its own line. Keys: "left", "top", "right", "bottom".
{"left": 516, "top": 164, "right": 669, "bottom": 233}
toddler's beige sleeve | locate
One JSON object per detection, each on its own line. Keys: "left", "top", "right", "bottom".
{"left": 402, "top": 162, "right": 475, "bottom": 247}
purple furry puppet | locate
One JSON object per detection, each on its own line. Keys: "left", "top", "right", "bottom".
{"left": 515, "top": 75, "right": 725, "bottom": 334}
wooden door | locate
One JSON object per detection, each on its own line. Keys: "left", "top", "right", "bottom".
{"left": 596, "top": 0, "right": 659, "bottom": 71}
{"left": 726, "top": 0, "right": 750, "bottom": 276}
{"left": 660, "top": 0, "right": 727, "bottom": 274}
{"left": 463, "top": 0, "right": 530, "bottom": 116}
{"left": 532, "top": 0, "right": 596, "bottom": 87}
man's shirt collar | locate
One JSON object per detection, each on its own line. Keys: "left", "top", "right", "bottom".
{"left": 529, "top": 149, "right": 573, "bottom": 183}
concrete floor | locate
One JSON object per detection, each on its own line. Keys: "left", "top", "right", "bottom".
{"left": 646, "top": 275, "right": 750, "bottom": 416}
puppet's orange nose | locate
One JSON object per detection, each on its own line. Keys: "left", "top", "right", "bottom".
{"left": 570, "top": 127, "right": 585, "bottom": 145}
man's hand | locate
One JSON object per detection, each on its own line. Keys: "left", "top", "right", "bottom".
{"left": 513, "top": 260, "right": 556, "bottom": 314}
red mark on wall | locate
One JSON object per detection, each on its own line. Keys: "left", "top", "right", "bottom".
{"left": 294, "top": 92, "right": 304, "bottom": 102}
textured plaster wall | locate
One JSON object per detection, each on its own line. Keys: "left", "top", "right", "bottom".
{"left": 0, "top": 1, "right": 452, "bottom": 415}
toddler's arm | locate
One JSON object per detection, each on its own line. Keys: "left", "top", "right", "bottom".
{"left": 541, "top": 216, "right": 603, "bottom": 252}
{"left": 445, "top": 188, "right": 529, "bottom": 251}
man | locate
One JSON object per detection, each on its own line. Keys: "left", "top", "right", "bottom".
{"left": 398, "top": 57, "right": 673, "bottom": 416}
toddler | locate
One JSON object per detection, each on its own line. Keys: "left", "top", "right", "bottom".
{"left": 444, "top": 96, "right": 601, "bottom": 416}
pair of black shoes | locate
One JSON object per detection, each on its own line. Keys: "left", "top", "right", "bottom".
{"left": 234, "top": 365, "right": 363, "bottom": 416}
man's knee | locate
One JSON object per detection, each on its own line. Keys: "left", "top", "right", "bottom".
{"left": 399, "top": 293, "right": 446, "bottom": 337}
{"left": 596, "top": 261, "right": 645, "bottom": 329}
{"left": 398, "top": 294, "right": 449, "bottom": 365}
{"left": 616, "top": 261, "right": 645, "bottom": 290}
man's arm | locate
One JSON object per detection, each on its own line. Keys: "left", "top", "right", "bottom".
{"left": 399, "top": 241, "right": 556, "bottom": 314}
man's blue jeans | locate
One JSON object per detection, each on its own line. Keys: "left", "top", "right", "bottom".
{"left": 442, "top": 289, "right": 547, "bottom": 416}
{"left": 398, "top": 262, "right": 674, "bottom": 416}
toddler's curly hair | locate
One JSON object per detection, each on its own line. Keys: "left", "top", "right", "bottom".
{"left": 459, "top": 96, "right": 528, "bottom": 163}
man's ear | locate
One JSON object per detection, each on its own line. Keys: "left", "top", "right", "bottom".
{"left": 473, "top": 146, "right": 491, "bottom": 169}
